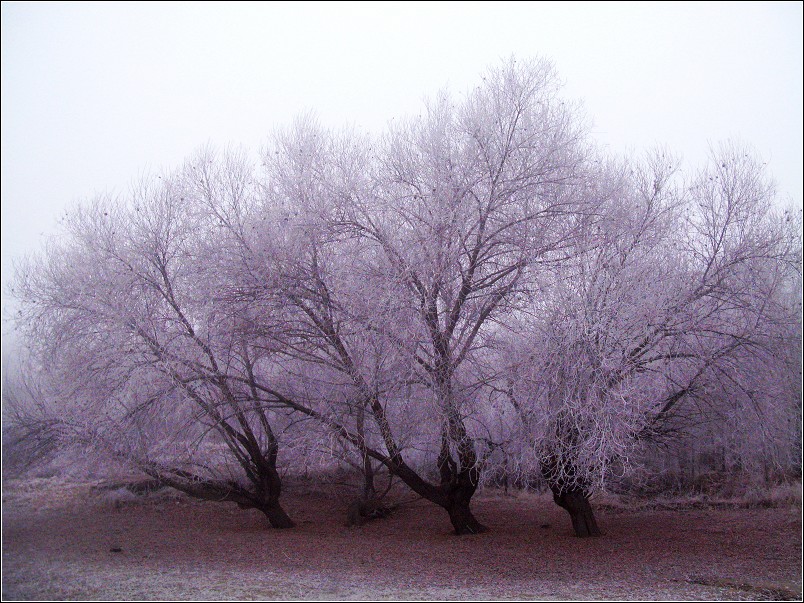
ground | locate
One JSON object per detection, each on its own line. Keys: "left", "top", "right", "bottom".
{"left": 2, "top": 477, "right": 801, "bottom": 600}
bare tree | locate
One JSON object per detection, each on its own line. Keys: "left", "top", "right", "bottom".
{"left": 8, "top": 57, "right": 798, "bottom": 544}
{"left": 201, "top": 58, "right": 593, "bottom": 534}
{"left": 502, "top": 144, "right": 800, "bottom": 536}
{"left": 314, "top": 58, "right": 589, "bottom": 533}
{"left": 12, "top": 162, "right": 298, "bottom": 527}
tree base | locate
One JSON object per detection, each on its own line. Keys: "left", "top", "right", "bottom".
{"left": 447, "top": 503, "right": 487, "bottom": 535}
{"left": 553, "top": 489, "right": 601, "bottom": 537}
{"left": 260, "top": 503, "right": 296, "bottom": 529}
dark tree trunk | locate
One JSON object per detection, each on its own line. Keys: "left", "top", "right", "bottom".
{"left": 551, "top": 487, "right": 601, "bottom": 537}
{"left": 143, "top": 469, "right": 296, "bottom": 529}
{"left": 445, "top": 498, "right": 487, "bottom": 535}
{"left": 360, "top": 454, "right": 487, "bottom": 534}
{"left": 259, "top": 501, "right": 296, "bottom": 529}
{"left": 433, "top": 426, "right": 486, "bottom": 535}
{"left": 361, "top": 446, "right": 377, "bottom": 501}
{"left": 346, "top": 431, "right": 393, "bottom": 527}
{"left": 255, "top": 461, "right": 295, "bottom": 529}
{"left": 541, "top": 453, "right": 602, "bottom": 537}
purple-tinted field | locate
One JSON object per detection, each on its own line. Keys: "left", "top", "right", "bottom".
{"left": 2, "top": 478, "right": 801, "bottom": 600}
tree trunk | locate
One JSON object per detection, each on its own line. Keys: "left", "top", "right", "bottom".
{"left": 362, "top": 448, "right": 377, "bottom": 500}
{"left": 258, "top": 501, "right": 296, "bottom": 529}
{"left": 552, "top": 487, "right": 601, "bottom": 537}
{"left": 255, "top": 461, "right": 295, "bottom": 529}
{"left": 144, "top": 469, "right": 296, "bottom": 529}
{"left": 540, "top": 444, "right": 601, "bottom": 537}
{"left": 445, "top": 499, "right": 487, "bottom": 535}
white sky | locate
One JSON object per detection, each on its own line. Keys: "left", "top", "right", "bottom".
{"left": 1, "top": 1, "right": 802, "bottom": 330}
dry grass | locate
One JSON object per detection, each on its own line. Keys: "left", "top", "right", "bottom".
{"left": 594, "top": 481, "right": 804, "bottom": 513}
{"left": 2, "top": 477, "right": 802, "bottom": 600}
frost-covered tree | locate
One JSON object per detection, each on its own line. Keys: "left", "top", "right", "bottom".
{"left": 11, "top": 160, "right": 300, "bottom": 527}
{"left": 191, "top": 58, "right": 594, "bottom": 535}
{"left": 501, "top": 144, "right": 800, "bottom": 536}
{"left": 7, "top": 58, "right": 799, "bottom": 541}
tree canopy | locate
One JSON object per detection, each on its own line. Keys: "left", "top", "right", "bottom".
{"left": 5, "top": 58, "right": 800, "bottom": 537}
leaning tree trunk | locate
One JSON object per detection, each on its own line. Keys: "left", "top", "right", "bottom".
{"left": 438, "top": 437, "right": 487, "bottom": 535}
{"left": 377, "top": 444, "right": 486, "bottom": 535}
{"left": 444, "top": 492, "right": 487, "bottom": 535}
{"left": 254, "top": 462, "right": 295, "bottom": 529}
{"left": 142, "top": 465, "right": 296, "bottom": 529}
{"left": 257, "top": 499, "right": 295, "bottom": 529}
{"left": 550, "top": 486, "right": 601, "bottom": 537}
{"left": 541, "top": 457, "right": 601, "bottom": 537}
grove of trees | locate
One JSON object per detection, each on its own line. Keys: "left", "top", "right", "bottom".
{"left": 4, "top": 58, "right": 801, "bottom": 537}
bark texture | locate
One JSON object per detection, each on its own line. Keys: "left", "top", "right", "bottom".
{"left": 551, "top": 487, "right": 601, "bottom": 537}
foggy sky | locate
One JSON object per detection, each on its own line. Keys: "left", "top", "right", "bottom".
{"left": 2, "top": 1, "right": 802, "bottom": 335}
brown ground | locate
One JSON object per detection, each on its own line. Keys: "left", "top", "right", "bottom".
{"left": 1, "top": 477, "right": 801, "bottom": 601}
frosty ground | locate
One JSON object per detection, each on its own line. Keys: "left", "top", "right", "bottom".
{"left": 2, "top": 477, "right": 801, "bottom": 600}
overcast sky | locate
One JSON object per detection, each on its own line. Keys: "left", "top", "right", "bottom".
{"left": 1, "top": 1, "right": 802, "bottom": 330}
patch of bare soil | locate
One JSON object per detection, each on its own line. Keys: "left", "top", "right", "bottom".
{"left": 2, "top": 477, "right": 801, "bottom": 600}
